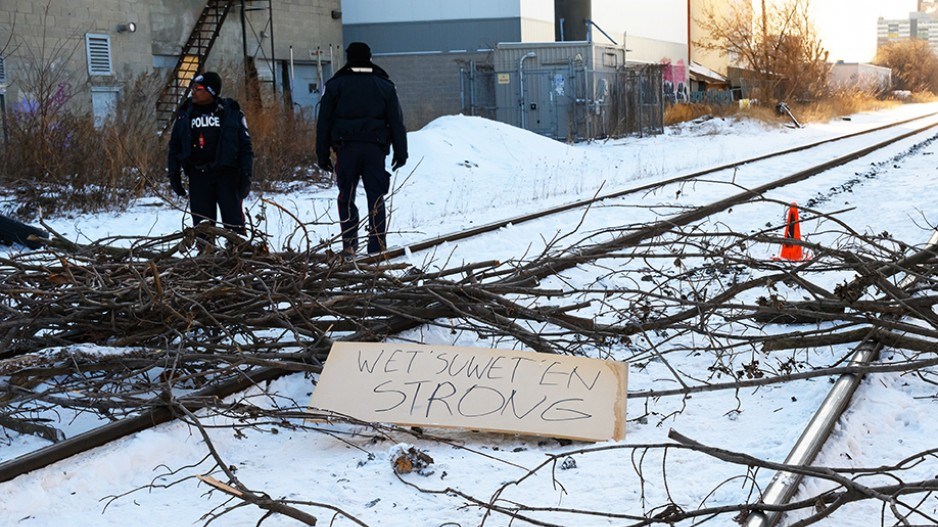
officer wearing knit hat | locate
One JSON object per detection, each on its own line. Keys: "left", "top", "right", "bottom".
{"left": 167, "top": 71, "right": 254, "bottom": 251}
{"left": 192, "top": 71, "right": 222, "bottom": 98}
{"left": 345, "top": 42, "right": 371, "bottom": 66}
{"left": 316, "top": 42, "right": 408, "bottom": 259}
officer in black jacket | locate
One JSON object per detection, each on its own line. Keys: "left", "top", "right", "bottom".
{"left": 316, "top": 42, "right": 407, "bottom": 258}
{"left": 167, "top": 71, "right": 254, "bottom": 244}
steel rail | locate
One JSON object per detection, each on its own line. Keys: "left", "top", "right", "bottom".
{"left": 0, "top": 364, "right": 295, "bottom": 483}
{"left": 359, "top": 110, "right": 938, "bottom": 265}
{"left": 744, "top": 229, "right": 938, "bottom": 527}
{"left": 505, "top": 119, "right": 938, "bottom": 283}
{"left": 2, "top": 115, "right": 937, "bottom": 485}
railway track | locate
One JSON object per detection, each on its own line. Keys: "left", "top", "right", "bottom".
{"left": 362, "top": 110, "right": 938, "bottom": 265}
{"left": 2, "top": 111, "right": 938, "bottom": 521}
{"left": 741, "top": 229, "right": 938, "bottom": 527}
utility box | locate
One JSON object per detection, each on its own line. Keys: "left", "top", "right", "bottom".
{"left": 492, "top": 41, "right": 661, "bottom": 140}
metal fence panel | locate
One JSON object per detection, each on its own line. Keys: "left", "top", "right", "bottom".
{"left": 461, "top": 63, "right": 663, "bottom": 141}
{"left": 688, "top": 89, "right": 735, "bottom": 105}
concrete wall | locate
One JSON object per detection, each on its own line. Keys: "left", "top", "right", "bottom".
{"left": 344, "top": 19, "right": 521, "bottom": 54}
{"left": 343, "top": 1, "right": 526, "bottom": 23}
{"left": 690, "top": 0, "right": 734, "bottom": 76}
{"left": 373, "top": 50, "right": 493, "bottom": 130}
{"left": 1, "top": 0, "right": 155, "bottom": 112}
{"left": 591, "top": 0, "right": 688, "bottom": 45}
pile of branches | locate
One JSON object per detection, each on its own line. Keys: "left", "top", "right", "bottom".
{"left": 1, "top": 219, "right": 937, "bottom": 412}
{"left": 2, "top": 216, "right": 938, "bottom": 525}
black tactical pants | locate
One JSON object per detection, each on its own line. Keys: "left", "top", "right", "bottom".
{"left": 188, "top": 168, "right": 245, "bottom": 236}
{"left": 335, "top": 142, "right": 390, "bottom": 255}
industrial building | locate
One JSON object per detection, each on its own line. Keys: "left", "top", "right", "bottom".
{"left": 342, "top": 0, "right": 692, "bottom": 139}
{"left": 1, "top": 0, "right": 736, "bottom": 141}
{"left": 0, "top": 1, "right": 341, "bottom": 132}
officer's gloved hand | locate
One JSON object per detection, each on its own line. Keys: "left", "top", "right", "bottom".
{"left": 169, "top": 175, "right": 187, "bottom": 197}
{"left": 239, "top": 180, "right": 251, "bottom": 200}
{"left": 391, "top": 155, "right": 407, "bottom": 171}
{"left": 319, "top": 158, "right": 334, "bottom": 173}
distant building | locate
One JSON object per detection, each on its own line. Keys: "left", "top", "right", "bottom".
{"left": 877, "top": 11, "right": 938, "bottom": 53}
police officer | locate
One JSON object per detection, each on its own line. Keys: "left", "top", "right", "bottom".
{"left": 316, "top": 42, "right": 407, "bottom": 259}
{"left": 167, "top": 71, "right": 254, "bottom": 247}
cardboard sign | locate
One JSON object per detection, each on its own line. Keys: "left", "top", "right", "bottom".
{"left": 309, "top": 342, "right": 628, "bottom": 442}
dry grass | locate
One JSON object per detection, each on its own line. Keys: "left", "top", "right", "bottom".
{"left": 664, "top": 103, "right": 707, "bottom": 126}
{"left": 665, "top": 90, "right": 930, "bottom": 129}
{"left": 793, "top": 91, "right": 898, "bottom": 123}
{"left": 213, "top": 63, "right": 323, "bottom": 188}
{"left": 908, "top": 92, "right": 938, "bottom": 103}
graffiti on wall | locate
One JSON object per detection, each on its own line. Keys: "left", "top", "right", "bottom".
{"left": 17, "top": 82, "right": 74, "bottom": 114}
{"left": 660, "top": 59, "right": 688, "bottom": 103}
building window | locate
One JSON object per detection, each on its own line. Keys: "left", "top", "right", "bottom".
{"left": 0, "top": 56, "right": 6, "bottom": 85}
{"left": 85, "top": 33, "right": 112, "bottom": 76}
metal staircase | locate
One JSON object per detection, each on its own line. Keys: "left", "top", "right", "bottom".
{"left": 155, "top": 0, "right": 235, "bottom": 135}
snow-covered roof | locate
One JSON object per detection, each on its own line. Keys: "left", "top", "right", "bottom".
{"left": 689, "top": 61, "right": 727, "bottom": 83}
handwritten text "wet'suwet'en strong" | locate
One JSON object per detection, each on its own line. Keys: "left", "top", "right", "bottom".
{"left": 356, "top": 348, "right": 603, "bottom": 422}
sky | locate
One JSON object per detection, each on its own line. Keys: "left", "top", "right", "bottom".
{"left": 3, "top": 102, "right": 938, "bottom": 525}
{"left": 812, "top": 0, "right": 919, "bottom": 62}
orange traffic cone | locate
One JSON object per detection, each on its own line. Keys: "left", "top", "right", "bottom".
{"left": 776, "top": 202, "right": 807, "bottom": 261}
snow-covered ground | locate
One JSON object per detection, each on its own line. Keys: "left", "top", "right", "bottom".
{"left": 2, "top": 102, "right": 938, "bottom": 526}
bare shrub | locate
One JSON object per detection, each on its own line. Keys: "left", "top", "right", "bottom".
{"left": 664, "top": 102, "right": 743, "bottom": 125}
{"left": 695, "top": 0, "right": 830, "bottom": 102}
{"left": 0, "top": 71, "right": 167, "bottom": 220}
{"left": 874, "top": 40, "right": 938, "bottom": 94}
{"left": 106, "top": 72, "right": 167, "bottom": 196}
{"left": 664, "top": 91, "right": 899, "bottom": 127}
{"left": 210, "top": 63, "right": 327, "bottom": 191}
{"left": 664, "top": 102, "right": 705, "bottom": 125}
{"left": 246, "top": 102, "right": 323, "bottom": 189}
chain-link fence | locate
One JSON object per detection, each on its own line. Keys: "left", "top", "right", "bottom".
{"left": 460, "top": 63, "right": 664, "bottom": 141}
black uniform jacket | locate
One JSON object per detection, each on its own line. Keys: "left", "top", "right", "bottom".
{"left": 167, "top": 97, "right": 254, "bottom": 184}
{"left": 316, "top": 63, "right": 407, "bottom": 162}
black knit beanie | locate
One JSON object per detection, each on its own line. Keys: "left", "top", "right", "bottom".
{"left": 193, "top": 71, "right": 222, "bottom": 97}
{"left": 346, "top": 42, "right": 372, "bottom": 66}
